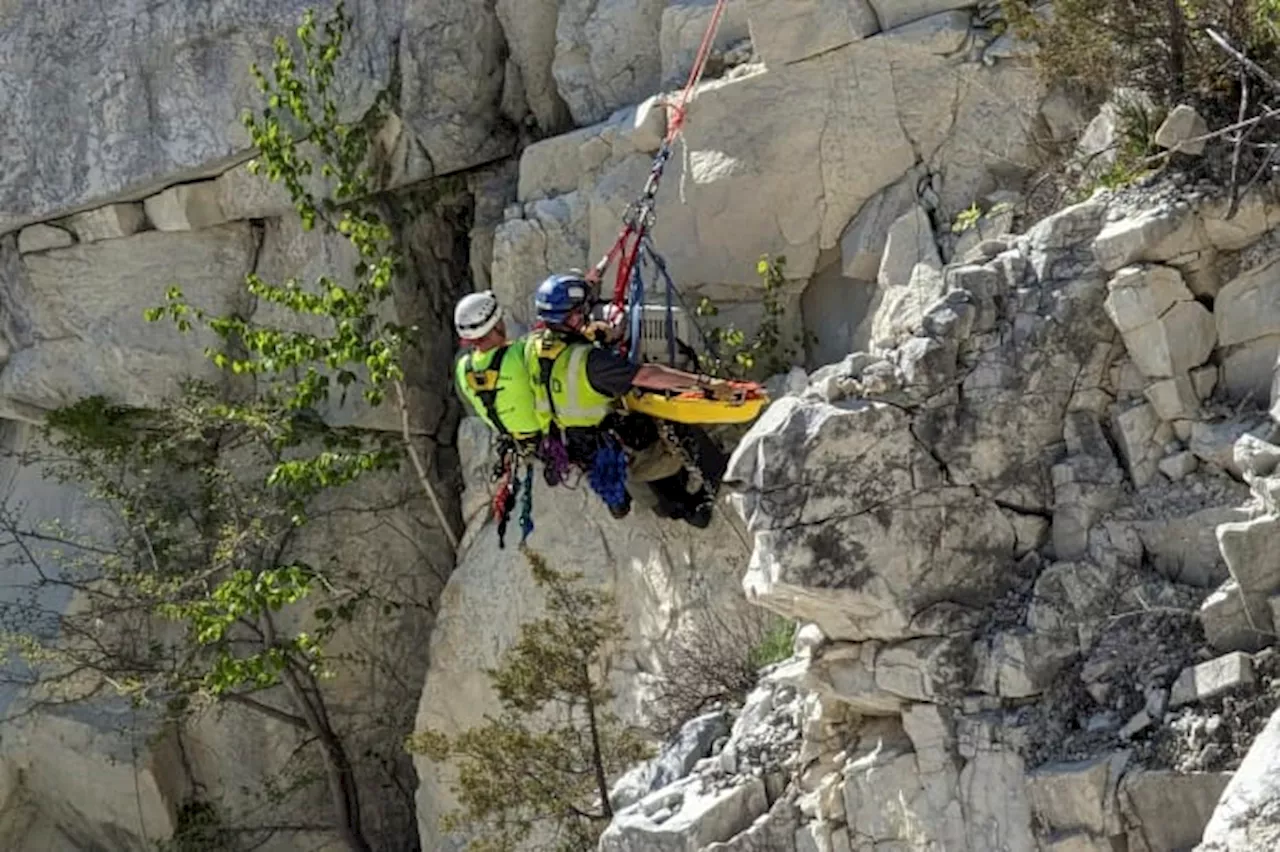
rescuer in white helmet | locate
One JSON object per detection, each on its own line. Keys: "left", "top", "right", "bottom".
{"left": 452, "top": 291, "right": 541, "bottom": 446}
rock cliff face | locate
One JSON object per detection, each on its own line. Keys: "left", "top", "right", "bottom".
{"left": 8, "top": 0, "right": 1280, "bottom": 851}
{"left": 416, "top": 2, "right": 1084, "bottom": 849}
{"left": 0, "top": 1, "right": 493, "bottom": 838}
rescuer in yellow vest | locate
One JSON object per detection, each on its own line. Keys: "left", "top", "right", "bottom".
{"left": 452, "top": 290, "right": 542, "bottom": 450}
{"left": 525, "top": 273, "right": 732, "bottom": 527}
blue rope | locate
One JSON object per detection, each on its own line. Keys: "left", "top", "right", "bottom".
{"left": 627, "top": 253, "right": 646, "bottom": 365}
{"left": 519, "top": 463, "right": 535, "bottom": 544}
{"left": 645, "top": 241, "right": 678, "bottom": 367}
{"left": 588, "top": 437, "right": 630, "bottom": 513}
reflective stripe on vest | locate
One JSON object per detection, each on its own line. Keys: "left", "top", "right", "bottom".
{"left": 560, "top": 346, "right": 612, "bottom": 422}
{"left": 546, "top": 342, "right": 614, "bottom": 428}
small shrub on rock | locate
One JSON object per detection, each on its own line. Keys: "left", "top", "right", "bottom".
{"left": 1004, "top": 0, "right": 1280, "bottom": 112}
{"left": 648, "top": 604, "right": 797, "bottom": 738}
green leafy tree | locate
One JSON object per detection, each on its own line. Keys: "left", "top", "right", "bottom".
{"left": 408, "top": 549, "right": 652, "bottom": 852}
{"left": 0, "top": 388, "right": 405, "bottom": 851}
{"left": 0, "top": 4, "right": 460, "bottom": 849}
{"left": 145, "top": 0, "right": 459, "bottom": 548}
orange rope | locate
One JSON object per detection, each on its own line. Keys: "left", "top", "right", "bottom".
{"left": 664, "top": 0, "right": 730, "bottom": 142}
{"left": 586, "top": 0, "right": 729, "bottom": 318}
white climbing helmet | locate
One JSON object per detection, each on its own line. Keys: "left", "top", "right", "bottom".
{"left": 454, "top": 290, "right": 503, "bottom": 340}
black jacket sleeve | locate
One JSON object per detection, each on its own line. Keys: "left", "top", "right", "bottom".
{"left": 584, "top": 347, "right": 641, "bottom": 397}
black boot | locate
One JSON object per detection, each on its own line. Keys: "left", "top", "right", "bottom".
{"left": 681, "top": 490, "right": 714, "bottom": 529}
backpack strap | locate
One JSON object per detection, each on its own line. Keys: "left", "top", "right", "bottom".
{"left": 532, "top": 333, "right": 569, "bottom": 422}
{"left": 464, "top": 347, "right": 511, "bottom": 438}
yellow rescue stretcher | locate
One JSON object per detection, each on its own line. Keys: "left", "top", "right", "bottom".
{"left": 622, "top": 382, "right": 769, "bottom": 425}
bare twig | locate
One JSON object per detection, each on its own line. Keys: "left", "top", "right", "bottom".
{"left": 1229, "top": 72, "right": 1251, "bottom": 218}
{"left": 1206, "top": 27, "right": 1280, "bottom": 94}
{"left": 1134, "top": 105, "right": 1280, "bottom": 170}
{"left": 1240, "top": 137, "right": 1280, "bottom": 201}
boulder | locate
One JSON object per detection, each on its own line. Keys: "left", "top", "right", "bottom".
{"left": 743, "top": 0, "right": 879, "bottom": 67}
{"left": 1196, "top": 705, "right": 1280, "bottom": 850}
{"left": 1121, "top": 770, "right": 1233, "bottom": 852}
{"left": 600, "top": 776, "right": 769, "bottom": 852}
{"left": 1200, "top": 190, "right": 1280, "bottom": 252}
{"left": 1200, "top": 579, "right": 1274, "bottom": 654}
{"left": 1217, "top": 513, "right": 1280, "bottom": 635}
{"left": 1104, "top": 265, "right": 1215, "bottom": 380}
{"left": 1132, "top": 506, "right": 1248, "bottom": 589}
{"left": 728, "top": 395, "right": 1017, "bottom": 641}
{"left": 1155, "top": 105, "right": 1210, "bottom": 156}
{"left": 1145, "top": 374, "right": 1201, "bottom": 422}
{"left": 62, "top": 203, "right": 147, "bottom": 243}
{"left": 1110, "top": 402, "right": 1164, "bottom": 487}
{"left": 1158, "top": 451, "right": 1199, "bottom": 481}
{"left": 869, "top": 0, "right": 974, "bottom": 31}
{"left": 902, "top": 703, "right": 957, "bottom": 775}
{"left": 16, "top": 224, "right": 73, "bottom": 254}
{"left": 143, "top": 180, "right": 229, "bottom": 231}
{"left": 974, "top": 629, "right": 1079, "bottom": 698}
{"left": 701, "top": 796, "right": 800, "bottom": 852}
{"left": 613, "top": 711, "right": 732, "bottom": 811}
{"left": 771, "top": 645, "right": 904, "bottom": 715}
{"left": 1051, "top": 418, "right": 1125, "bottom": 559}
{"left": 1027, "top": 751, "right": 1131, "bottom": 839}
{"left": 0, "top": 224, "right": 256, "bottom": 420}
{"left": 959, "top": 750, "right": 1038, "bottom": 851}
{"left": 873, "top": 636, "right": 972, "bottom": 702}
{"left": 1169, "top": 652, "right": 1256, "bottom": 708}
{"left": 738, "top": 482, "right": 1015, "bottom": 642}
{"left": 552, "top": 0, "right": 667, "bottom": 126}
{"left": 1027, "top": 561, "right": 1122, "bottom": 650}
{"left": 1103, "top": 264, "right": 1194, "bottom": 333}
{"left": 1215, "top": 255, "right": 1280, "bottom": 350}
{"left": 1191, "top": 418, "right": 1272, "bottom": 477}
{"left": 1092, "top": 205, "right": 1211, "bottom": 273}
{"left": 839, "top": 719, "right": 968, "bottom": 849}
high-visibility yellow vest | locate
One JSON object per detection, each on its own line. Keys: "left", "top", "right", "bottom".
{"left": 454, "top": 342, "right": 542, "bottom": 439}
{"left": 525, "top": 329, "right": 616, "bottom": 430}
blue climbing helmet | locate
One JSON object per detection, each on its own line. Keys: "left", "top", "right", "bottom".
{"left": 534, "top": 273, "right": 592, "bottom": 326}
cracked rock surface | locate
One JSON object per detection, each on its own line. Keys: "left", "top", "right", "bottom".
{"left": 600, "top": 177, "right": 1280, "bottom": 851}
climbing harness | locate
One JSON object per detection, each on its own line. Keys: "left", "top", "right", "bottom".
{"left": 463, "top": 347, "right": 513, "bottom": 438}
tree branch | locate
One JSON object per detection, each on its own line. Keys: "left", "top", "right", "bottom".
{"left": 394, "top": 379, "right": 459, "bottom": 550}
{"left": 223, "top": 691, "right": 310, "bottom": 729}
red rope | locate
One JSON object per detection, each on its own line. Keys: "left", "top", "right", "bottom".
{"left": 585, "top": 0, "right": 729, "bottom": 354}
